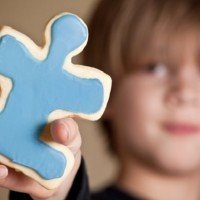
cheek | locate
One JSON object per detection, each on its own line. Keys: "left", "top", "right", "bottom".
{"left": 113, "top": 79, "right": 163, "bottom": 148}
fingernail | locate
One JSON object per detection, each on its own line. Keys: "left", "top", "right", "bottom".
{"left": 60, "top": 122, "right": 70, "bottom": 138}
{"left": 0, "top": 166, "right": 7, "bottom": 178}
{"left": 60, "top": 121, "right": 69, "bottom": 132}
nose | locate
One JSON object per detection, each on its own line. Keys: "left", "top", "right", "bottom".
{"left": 166, "top": 67, "right": 200, "bottom": 107}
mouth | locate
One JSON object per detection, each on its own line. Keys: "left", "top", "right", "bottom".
{"left": 162, "top": 122, "right": 200, "bottom": 136}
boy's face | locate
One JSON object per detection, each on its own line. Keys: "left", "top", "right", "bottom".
{"left": 112, "top": 33, "right": 200, "bottom": 175}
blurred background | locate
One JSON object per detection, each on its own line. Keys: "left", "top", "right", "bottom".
{"left": 0, "top": 0, "right": 117, "bottom": 199}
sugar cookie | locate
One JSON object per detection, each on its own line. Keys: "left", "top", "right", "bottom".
{"left": 0, "top": 13, "right": 111, "bottom": 189}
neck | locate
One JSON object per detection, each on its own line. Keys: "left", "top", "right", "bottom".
{"left": 115, "top": 157, "right": 200, "bottom": 200}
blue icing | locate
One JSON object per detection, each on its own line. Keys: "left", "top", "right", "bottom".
{"left": 0, "top": 14, "right": 104, "bottom": 179}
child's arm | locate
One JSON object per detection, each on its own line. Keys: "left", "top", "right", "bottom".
{"left": 0, "top": 118, "right": 89, "bottom": 200}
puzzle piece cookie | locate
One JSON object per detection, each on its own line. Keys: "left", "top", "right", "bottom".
{"left": 0, "top": 13, "right": 112, "bottom": 189}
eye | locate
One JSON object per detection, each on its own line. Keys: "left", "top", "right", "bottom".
{"left": 141, "top": 63, "right": 168, "bottom": 77}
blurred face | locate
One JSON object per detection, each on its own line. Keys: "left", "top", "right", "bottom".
{"left": 112, "top": 31, "right": 200, "bottom": 175}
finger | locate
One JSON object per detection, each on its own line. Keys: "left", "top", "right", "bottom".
{"left": 0, "top": 165, "right": 8, "bottom": 179}
{"left": 0, "top": 167, "right": 54, "bottom": 199}
{"left": 50, "top": 119, "right": 69, "bottom": 145}
{"left": 50, "top": 118, "right": 82, "bottom": 154}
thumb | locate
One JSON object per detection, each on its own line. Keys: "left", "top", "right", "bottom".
{"left": 50, "top": 118, "right": 82, "bottom": 155}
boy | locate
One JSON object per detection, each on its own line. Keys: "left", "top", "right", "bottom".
{"left": 4, "top": 0, "right": 200, "bottom": 199}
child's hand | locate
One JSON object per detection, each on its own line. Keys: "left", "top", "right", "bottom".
{"left": 0, "top": 118, "right": 82, "bottom": 200}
